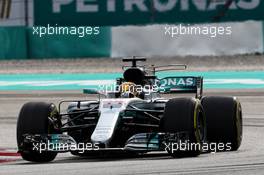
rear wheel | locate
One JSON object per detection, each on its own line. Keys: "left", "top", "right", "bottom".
{"left": 160, "top": 98, "right": 206, "bottom": 157}
{"left": 201, "top": 96, "right": 242, "bottom": 151}
{"left": 17, "top": 102, "right": 61, "bottom": 162}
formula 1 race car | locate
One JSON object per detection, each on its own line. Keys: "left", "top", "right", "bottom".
{"left": 16, "top": 57, "right": 243, "bottom": 162}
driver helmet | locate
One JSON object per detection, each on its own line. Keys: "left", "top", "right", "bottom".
{"left": 120, "top": 82, "right": 139, "bottom": 98}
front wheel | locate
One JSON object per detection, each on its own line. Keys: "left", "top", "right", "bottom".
{"left": 17, "top": 102, "right": 61, "bottom": 162}
{"left": 160, "top": 98, "right": 206, "bottom": 157}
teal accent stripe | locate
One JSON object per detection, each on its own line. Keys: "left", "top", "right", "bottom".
{"left": 0, "top": 71, "right": 264, "bottom": 90}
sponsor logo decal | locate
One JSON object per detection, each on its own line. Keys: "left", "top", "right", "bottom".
{"left": 160, "top": 77, "right": 196, "bottom": 87}
{"left": 52, "top": 0, "right": 261, "bottom": 13}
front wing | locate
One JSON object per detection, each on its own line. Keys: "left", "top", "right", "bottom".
{"left": 19, "top": 132, "right": 190, "bottom": 154}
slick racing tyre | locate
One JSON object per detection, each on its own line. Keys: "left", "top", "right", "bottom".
{"left": 160, "top": 98, "right": 206, "bottom": 157}
{"left": 201, "top": 96, "right": 242, "bottom": 151}
{"left": 17, "top": 102, "right": 61, "bottom": 162}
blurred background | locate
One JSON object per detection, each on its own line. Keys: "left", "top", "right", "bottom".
{"left": 0, "top": 0, "right": 263, "bottom": 59}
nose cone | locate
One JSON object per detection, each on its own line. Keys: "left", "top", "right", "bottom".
{"left": 90, "top": 110, "right": 121, "bottom": 147}
{"left": 91, "top": 128, "right": 112, "bottom": 144}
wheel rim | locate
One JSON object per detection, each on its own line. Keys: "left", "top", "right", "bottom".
{"left": 196, "top": 109, "right": 205, "bottom": 142}
{"left": 236, "top": 102, "right": 243, "bottom": 147}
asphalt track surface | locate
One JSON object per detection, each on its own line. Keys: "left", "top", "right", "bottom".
{"left": 0, "top": 90, "right": 264, "bottom": 175}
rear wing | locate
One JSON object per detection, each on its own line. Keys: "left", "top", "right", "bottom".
{"left": 158, "top": 76, "right": 203, "bottom": 98}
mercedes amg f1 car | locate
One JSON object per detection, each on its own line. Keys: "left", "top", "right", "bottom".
{"left": 17, "top": 57, "right": 243, "bottom": 162}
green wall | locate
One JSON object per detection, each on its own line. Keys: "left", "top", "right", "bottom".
{"left": 0, "top": 27, "right": 28, "bottom": 59}
{"left": 0, "top": 26, "right": 111, "bottom": 60}
{"left": 35, "top": 0, "right": 264, "bottom": 26}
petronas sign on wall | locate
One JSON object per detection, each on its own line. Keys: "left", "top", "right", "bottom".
{"left": 34, "top": 0, "right": 263, "bottom": 26}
